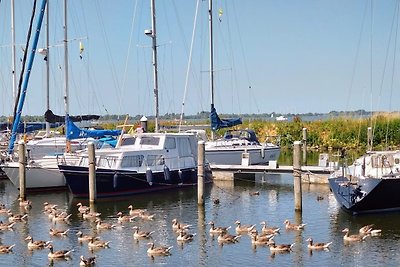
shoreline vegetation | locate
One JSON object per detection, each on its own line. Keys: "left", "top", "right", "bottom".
{"left": 3, "top": 111, "right": 400, "bottom": 155}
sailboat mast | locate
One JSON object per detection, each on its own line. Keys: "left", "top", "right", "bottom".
{"left": 209, "top": 0, "right": 215, "bottom": 140}
{"left": 11, "top": 0, "right": 17, "bottom": 105}
{"left": 64, "top": 0, "right": 71, "bottom": 152}
{"left": 150, "top": 0, "right": 159, "bottom": 133}
{"left": 45, "top": 0, "right": 50, "bottom": 137}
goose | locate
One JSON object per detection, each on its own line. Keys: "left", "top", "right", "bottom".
{"left": 88, "top": 237, "right": 110, "bottom": 249}
{"left": 234, "top": 220, "right": 256, "bottom": 234}
{"left": 46, "top": 244, "right": 73, "bottom": 259}
{"left": 359, "top": 224, "right": 382, "bottom": 236}
{"left": 250, "top": 231, "right": 274, "bottom": 246}
{"left": 132, "top": 226, "right": 154, "bottom": 239}
{"left": 171, "top": 218, "right": 192, "bottom": 231}
{"left": 0, "top": 221, "right": 15, "bottom": 230}
{"left": 52, "top": 212, "right": 72, "bottom": 223}
{"left": 76, "top": 203, "right": 90, "bottom": 214}
{"left": 128, "top": 205, "right": 146, "bottom": 216}
{"left": 208, "top": 221, "right": 231, "bottom": 234}
{"left": 249, "top": 191, "right": 260, "bottom": 196}
{"left": 116, "top": 212, "right": 135, "bottom": 223}
{"left": 260, "top": 221, "right": 280, "bottom": 235}
{"left": 268, "top": 241, "right": 295, "bottom": 252}
{"left": 342, "top": 228, "right": 368, "bottom": 242}
{"left": 138, "top": 211, "right": 155, "bottom": 220}
{"left": 25, "top": 236, "right": 51, "bottom": 249}
{"left": 147, "top": 242, "right": 173, "bottom": 256}
{"left": 80, "top": 255, "right": 96, "bottom": 266}
{"left": 82, "top": 210, "right": 101, "bottom": 220}
{"left": 8, "top": 212, "right": 28, "bottom": 223}
{"left": 0, "top": 244, "right": 15, "bottom": 253}
{"left": 217, "top": 231, "right": 241, "bottom": 243}
{"left": 177, "top": 230, "right": 196, "bottom": 242}
{"left": 0, "top": 205, "right": 9, "bottom": 214}
{"left": 18, "top": 198, "right": 32, "bottom": 209}
{"left": 49, "top": 228, "right": 69, "bottom": 237}
{"left": 76, "top": 231, "right": 97, "bottom": 243}
{"left": 306, "top": 237, "right": 332, "bottom": 250}
{"left": 283, "top": 219, "right": 306, "bottom": 230}
{"left": 95, "top": 219, "right": 116, "bottom": 230}
{"left": 43, "top": 202, "right": 58, "bottom": 212}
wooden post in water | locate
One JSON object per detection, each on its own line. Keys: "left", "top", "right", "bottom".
{"left": 18, "top": 142, "right": 26, "bottom": 201}
{"left": 88, "top": 142, "right": 96, "bottom": 203}
{"left": 197, "top": 141, "right": 205, "bottom": 205}
{"left": 293, "top": 141, "right": 302, "bottom": 211}
{"left": 302, "top": 128, "right": 307, "bottom": 166}
{"left": 367, "top": 127, "right": 373, "bottom": 151}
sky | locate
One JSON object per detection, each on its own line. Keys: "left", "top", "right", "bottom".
{"left": 1, "top": 0, "right": 400, "bottom": 118}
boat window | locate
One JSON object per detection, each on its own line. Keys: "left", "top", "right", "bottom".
{"left": 120, "top": 136, "right": 136, "bottom": 146}
{"left": 165, "top": 137, "right": 176, "bottom": 149}
{"left": 140, "top": 136, "right": 160, "bottom": 146}
{"left": 98, "top": 156, "right": 118, "bottom": 168}
{"left": 147, "top": 155, "right": 165, "bottom": 166}
{"left": 79, "top": 156, "right": 89, "bottom": 167}
{"left": 121, "top": 155, "right": 144, "bottom": 167}
{"left": 177, "top": 137, "right": 192, "bottom": 157}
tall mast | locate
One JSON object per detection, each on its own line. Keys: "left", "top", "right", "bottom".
{"left": 209, "top": 0, "right": 215, "bottom": 140}
{"left": 11, "top": 0, "right": 17, "bottom": 105}
{"left": 45, "top": 0, "right": 50, "bottom": 137}
{"left": 64, "top": 0, "right": 70, "bottom": 152}
{"left": 150, "top": 0, "right": 159, "bottom": 133}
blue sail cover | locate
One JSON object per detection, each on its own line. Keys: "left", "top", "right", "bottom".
{"left": 66, "top": 116, "right": 121, "bottom": 140}
{"left": 210, "top": 104, "right": 242, "bottom": 131}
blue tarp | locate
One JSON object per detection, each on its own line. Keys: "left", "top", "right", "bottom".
{"left": 210, "top": 104, "right": 242, "bottom": 131}
{"left": 66, "top": 116, "right": 121, "bottom": 140}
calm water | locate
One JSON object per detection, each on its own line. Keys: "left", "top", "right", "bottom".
{"left": 0, "top": 173, "right": 400, "bottom": 266}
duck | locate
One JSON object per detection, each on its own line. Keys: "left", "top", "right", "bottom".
{"left": 116, "top": 212, "right": 135, "bottom": 223}
{"left": 171, "top": 218, "right": 192, "bottom": 231}
{"left": 46, "top": 244, "right": 73, "bottom": 259}
{"left": 359, "top": 224, "right": 382, "bottom": 236}
{"left": 80, "top": 255, "right": 96, "bottom": 266}
{"left": 250, "top": 230, "right": 274, "bottom": 246}
{"left": 342, "top": 228, "right": 368, "bottom": 242}
{"left": 208, "top": 221, "right": 231, "bottom": 234}
{"left": 234, "top": 220, "right": 256, "bottom": 234}
{"left": 217, "top": 231, "right": 241, "bottom": 243}
{"left": 25, "top": 236, "right": 51, "bottom": 249}
{"left": 147, "top": 242, "right": 173, "bottom": 256}
{"left": 82, "top": 210, "right": 101, "bottom": 220}
{"left": 260, "top": 221, "right": 280, "bottom": 235}
{"left": 128, "top": 205, "right": 147, "bottom": 216}
{"left": 132, "top": 226, "right": 154, "bottom": 240}
{"left": 306, "top": 237, "right": 332, "bottom": 250}
{"left": 88, "top": 237, "right": 111, "bottom": 249}
{"left": 177, "top": 230, "right": 196, "bottom": 242}
{"left": 0, "top": 221, "right": 15, "bottom": 230}
{"left": 268, "top": 241, "right": 295, "bottom": 252}
{"left": 76, "top": 231, "right": 97, "bottom": 243}
{"left": 0, "top": 244, "right": 15, "bottom": 253}
{"left": 283, "top": 219, "right": 306, "bottom": 230}
{"left": 49, "top": 228, "right": 69, "bottom": 237}
{"left": 95, "top": 218, "right": 116, "bottom": 230}
{"left": 77, "top": 203, "right": 90, "bottom": 214}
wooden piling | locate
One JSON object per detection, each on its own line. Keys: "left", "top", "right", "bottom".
{"left": 367, "top": 127, "right": 372, "bottom": 151}
{"left": 302, "top": 127, "right": 307, "bottom": 166}
{"left": 197, "top": 141, "right": 205, "bottom": 205}
{"left": 18, "top": 142, "right": 26, "bottom": 201}
{"left": 293, "top": 141, "right": 302, "bottom": 211}
{"left": 88, "top": 142, "right": 96, "bottom": 203}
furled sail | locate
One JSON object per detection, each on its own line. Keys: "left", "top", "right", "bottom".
{"left": 66, "top": 116, "right": 121, "bottom": 140}
{"left": 210, "top": 104, "right": 242, "bottom": 131}
{"left": 44, "top": 109, "right": 100, "bottom": 123}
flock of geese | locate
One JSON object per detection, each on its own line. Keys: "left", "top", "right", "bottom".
{"left": 0, "top": 196, "right": 384, "bottom": 265}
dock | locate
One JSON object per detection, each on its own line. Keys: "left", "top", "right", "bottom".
{"left": 210, "top": 162, "right": 335, "bottom": 184}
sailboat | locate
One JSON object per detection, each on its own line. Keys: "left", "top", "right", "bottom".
{"left": 198, "top": 0, "right": 280, "bottom": 166}
{"left": 58, "top": 0, "right": 213, "bottom": 198}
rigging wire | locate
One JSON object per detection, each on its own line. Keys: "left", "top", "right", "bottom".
{"left": 179, "top": 0, "right": 200, "bottom": 132}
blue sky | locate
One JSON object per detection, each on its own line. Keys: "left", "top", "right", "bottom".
{"left": 0, "top": 0, "right": 399, "bottom": 118}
